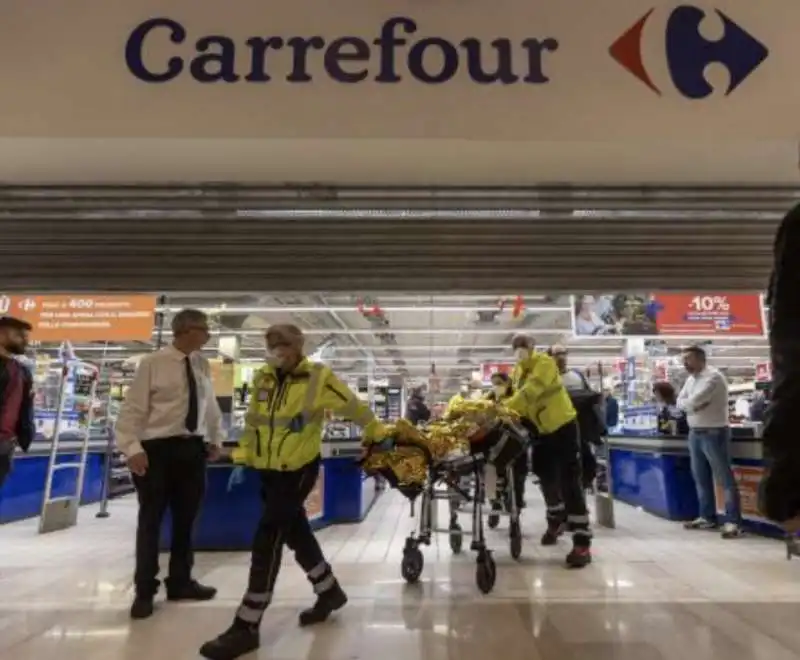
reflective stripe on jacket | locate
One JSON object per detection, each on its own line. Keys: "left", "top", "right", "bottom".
{"left": 505, "top": 353, "right": 576, "bottom": 435}
{"left": 232, "top": 358, "right": 381, "bottom": 471}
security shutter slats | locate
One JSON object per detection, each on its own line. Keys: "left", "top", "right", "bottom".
{"left": 0, "top": 185, "right": 786, "bottom": 293}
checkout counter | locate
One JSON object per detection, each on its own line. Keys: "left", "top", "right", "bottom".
{"left": 161, "top": 422, "right": 381, "bottom": 551}
{"left": 0, "top": 434, "right": 109, "bottom": 524}
{"left": 608, "top": 407, "right": 779, "bottom": 535}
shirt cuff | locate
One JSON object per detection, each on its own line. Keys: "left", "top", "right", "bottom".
{"left": 119, "top": 440, "right": 145, "bottom": 458}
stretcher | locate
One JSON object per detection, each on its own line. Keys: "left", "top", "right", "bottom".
{"left": 362, "top": 419, "right": 531, "bottom": 594}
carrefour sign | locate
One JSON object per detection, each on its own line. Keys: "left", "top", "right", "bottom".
{"left": 125, "top": 16, "right": 560, "bottom": 85}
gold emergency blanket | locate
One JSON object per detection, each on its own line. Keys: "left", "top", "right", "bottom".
{"left": 361, "top": 402, "right": 522, "bottom": 487}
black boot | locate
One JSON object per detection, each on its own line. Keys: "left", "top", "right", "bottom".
{"left": 199, "top": 622, "right": 260, "bottom": 660}
{"left": 299, "top": 582, "right": 348, "bottom": 626}
{"left": 566, "top": 544, "right": 592, "bottom": 569}
{"left": 130, "top": 594, "right": 154, "bottom": 620}
{"left": 166, "top": 579, "right": 217, "bottom": 602}
{"left": 541, "top": 521, "right": 565, "bottom": 546}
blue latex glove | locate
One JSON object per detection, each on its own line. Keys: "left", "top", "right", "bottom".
{"left": 227, "top": 466, "right": 246, "bottom": 492}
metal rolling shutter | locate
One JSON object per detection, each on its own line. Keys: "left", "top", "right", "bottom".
{"left": 0, "top": 185, "right": 790, "bottom": 293}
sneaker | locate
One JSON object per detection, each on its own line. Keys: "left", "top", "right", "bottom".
{"left": 130, "top": 595, "right": 154, "bottom": 620}
{"left": 721, "top": 522, "right": 743, "bottom": 539}
{"left": 566, "top": 546, "right": 592, "bottom": 569}
{"left": 298, "top": 582, "right": 348, "bottom": 626}
{"left": 166, "top": 579, "right": 217, "bottom": 602}
{"left": 683, "top": 518, "right": 718, "bottom": 531}
{"left": 541, "top": 522, "right": 566, "bottom": 546}
{"left": 199, "top": 624, "right": 260, "bottom": 660}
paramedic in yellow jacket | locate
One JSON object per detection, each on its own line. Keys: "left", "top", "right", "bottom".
{"left": 200, "top": 324, "right": 384, "bottom": 660}
{"left": 503, "top": 335, "right": 593, "bottom": 569}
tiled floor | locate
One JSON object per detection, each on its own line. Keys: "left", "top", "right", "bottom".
{"left": 1, "top": 487, "right": 800, "bottom": 659}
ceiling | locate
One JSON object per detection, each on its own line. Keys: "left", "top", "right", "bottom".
{"left": 39, "top": 292, "right": 770, "bottom": 396}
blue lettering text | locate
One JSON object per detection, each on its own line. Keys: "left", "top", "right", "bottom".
{"left": 124, "top": 15, "right": 560, "bottom": 85}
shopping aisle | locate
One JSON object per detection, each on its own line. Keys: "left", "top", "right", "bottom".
{"left": 1, "top": 490, "right": 800, "bottom": 660}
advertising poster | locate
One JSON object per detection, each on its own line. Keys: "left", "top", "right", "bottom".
{"left": 304, "top": 467, "right": 324, "bottom": 522}
{"left": 755, "top": 362, "right": 772, "bottom": 383}
{"left": 481, "top": 363, "right": 513, "bottom": 383}
{"left": 715, "top": 465, "right": 765, "bottom": 521}
{"left": 571, "top": 294, "right": 764, "bottom": 338}
{"left": 0, "top": 294, "right": 156, "bottom": 342}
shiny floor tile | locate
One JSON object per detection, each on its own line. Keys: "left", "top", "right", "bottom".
{"left": 1, "top": 486, "right": 799, "bottom": 659}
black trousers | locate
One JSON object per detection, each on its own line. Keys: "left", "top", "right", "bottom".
{"left": 235, "top": 458, "right": 332, "bottom": 626}
{"left": 533, "top": 420, "right": 592, "bottom": 547}
{"left": 132, "top": 437, "right": 207, "bottom": 596}
{"left": 0, "top": 453, "right": 11, "bottom": 489}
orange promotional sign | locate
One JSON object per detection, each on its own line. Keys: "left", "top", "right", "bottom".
{"left": 304, "top": 467, "right": 324, "bottom": 521}
{"left": 0, "top": 294, "right": 156, "bottom": 342}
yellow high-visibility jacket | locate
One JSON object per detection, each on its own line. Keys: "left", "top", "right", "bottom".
{"left": 232, "top": 358, "right": 383, "bottom": 471}
{"left": 445, "top": 392, "right": 466, "bottom": 419}
{"left": 505, "top": 352, "right": 576, "bottom": 435}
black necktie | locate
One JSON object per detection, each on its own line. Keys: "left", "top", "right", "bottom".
{"left": 184, "top": 356, "right": 199, "bottom": 433}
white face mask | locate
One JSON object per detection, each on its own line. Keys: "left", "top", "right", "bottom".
{"left": 493, "top": 385, "right": 506, "bottom": 397}
{"left": 514, "top": 348, "right": 529, "bottom": 360}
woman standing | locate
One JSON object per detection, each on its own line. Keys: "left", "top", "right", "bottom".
{"left": 653, "top": 381, "right": 689, "bottom": 436}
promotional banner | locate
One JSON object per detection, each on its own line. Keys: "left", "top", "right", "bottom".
{"left": 571, "top": 293, "right": 764, "bottom": 338}
{"left": 755, "top": 362, "right": 772, "bottom": 383}
{"left": 715, "top": 465, "right": 765, "bottom": 521}
{"left": 304, "top": 468, "right": 324, "bottom": 521}
{"left": 481, "top": 363, "right": 513, "bottom": 383}
{"left": 0, "top": 294, "right": 156, "bottom": 342}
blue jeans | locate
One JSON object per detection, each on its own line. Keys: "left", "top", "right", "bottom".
{"left": 688, "top": 427, "right": 741, "bottom": 524}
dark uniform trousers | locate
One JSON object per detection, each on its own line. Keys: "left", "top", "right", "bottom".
{"left": 533, "top": 420, "right": 592, "bottom": 547}
{"left": 132, "top": 436, "right": 207, "bottom": 596}
{"left": 235, "top": 457, "right": 334, "bottom": 626}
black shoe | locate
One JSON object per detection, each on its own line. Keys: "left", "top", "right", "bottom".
{"left": 166, "top": 579, "right": 217, "bottom": 602}
{"left": 298, "top": 583, "right": 348, "bottom": 626}
{"left": 130, "top": 595, "right": 154, "bottom": 620}
{"left": 566, "top": 546, "right": 592, "bottom": 569}
{"left": 541, "top": 523, "right": 565, "bottom": 546}
{"left": 199, "top": 624, "right": 260, "bottom": 660}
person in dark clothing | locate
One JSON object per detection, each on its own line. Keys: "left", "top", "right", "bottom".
{"left": 604, "top": 390, "right": 619, "bottom": 431}
{"left": 485, "top": 372, "right": 528, "bottom": 510}
{"left": 0, "top": 316, "right": 34, "bottom": 488}
{"left": 653, "top": 381, "right": 690, "bottom": 436}
{"left": 761, "top": 203, "right": 800, "bottom": 531}
{"left": 405, "top": 386, "right": 431, "bottom": 426}
{"left": 549, "top": 345, "right": 604, "bottom": 490}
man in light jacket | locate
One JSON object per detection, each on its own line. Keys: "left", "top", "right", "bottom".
{"left": 677, "top": 345, "right": 742, "bottom": 539}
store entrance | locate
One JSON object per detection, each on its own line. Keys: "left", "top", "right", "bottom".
{"left": 5, "top": 291, "right": 771, "bottom": 544}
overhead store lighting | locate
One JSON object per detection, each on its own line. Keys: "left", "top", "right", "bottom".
{"left": 153, "top": 328, "right": 570, "bottom": 337}
{"left": 158, "top": 305, "right": 571, "bottom": 314}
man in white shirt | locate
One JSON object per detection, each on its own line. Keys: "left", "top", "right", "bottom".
{"left": 677, "top": 345, "right": 742, "bottom": 539}
{"left": 116, "top": 309, "right": 225, "bottom": 619}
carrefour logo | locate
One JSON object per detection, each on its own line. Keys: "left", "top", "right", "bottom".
{"left": 125, "top": 16, "right": 559, "bottom": 85}
{"left": 609, "top": 5, "right": 768, "bottom": 99}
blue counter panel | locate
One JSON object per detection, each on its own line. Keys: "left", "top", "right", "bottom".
{"left": 610, "top": 448, "right": 699, "bottom": 521}
{"left": 323, "top": 456, "right": 378, "bottom": 524}
{"left": 161, "top": 459, "right": 381, "bottom": 552}
{"left": 0, "top": 452, "right": 105, "bottom": 524}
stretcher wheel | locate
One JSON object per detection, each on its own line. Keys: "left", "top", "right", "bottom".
{"left": 401, "top": 547, "right": 424, "bottom": 583}
{"left": 475, "top": 551, "right": 496, "bottom": 594}
{"left": 488, "top": 512, "right": 500, "bottom": 529}
{"left": 449, "top": 524, "right": 463, "bottom": 554}
{"left": 509, "top": 521, "right": 522, "bottom": 560}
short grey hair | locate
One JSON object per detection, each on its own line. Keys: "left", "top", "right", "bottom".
{"left": 171, "top": 308, "right": 208, "bottom": 336}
